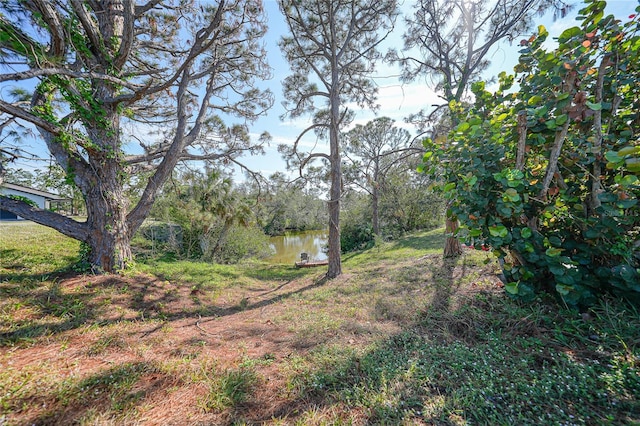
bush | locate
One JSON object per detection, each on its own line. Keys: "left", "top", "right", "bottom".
{"left": 421, "top": 2, "right": 640, "bottom": 306}
{"left": 139, "top": 222, "right": 183, "bottom": 250}
{"left": 341, "top": 222, "right": 374, "bottom": 253}
{"left": 340, "top": 195, "right": 375, "bottom": 252}
{"left": 201, "top": 223, "right": 272, "bottom": 264}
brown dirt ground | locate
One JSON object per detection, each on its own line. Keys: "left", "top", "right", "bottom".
{"left": 1, "top": 259, "right": 503, "bottom": 425}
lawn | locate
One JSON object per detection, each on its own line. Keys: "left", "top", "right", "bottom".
{"left": 0, "top": 221, "right": 638, "bottom": 425}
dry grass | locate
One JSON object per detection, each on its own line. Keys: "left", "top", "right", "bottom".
{"left": 1, "top": 223, "right": 638, "bottom": 425}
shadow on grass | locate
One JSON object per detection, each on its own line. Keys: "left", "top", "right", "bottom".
{"left": 0, "top": 268, "right": 329, "bottom": 346}
{"left": 390, "top": 229, "right": 446, "bottom": 252}
{"left": 430, "top": 256, "right": 464, "bottom": 312}
{"left": 0, "top": 254, "right": 81, "bottom": 284}
{"left": 14, "top": 361, "right": 167, "bottom": 426}
{"left": 0, "top": 276, "right": 98, "bottom": 345}
{"left": 243, "top": 263, "right": 312, "bottom": 281}
{"left": 341, "top": 228, "right": 446, "bottom": 267}
{"left": 246, "top": 294, "right": 640, "bottom": 425}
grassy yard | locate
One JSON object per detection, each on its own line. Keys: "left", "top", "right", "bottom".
{"left": 0, "top": 221, "right": 638, "bottom": 425}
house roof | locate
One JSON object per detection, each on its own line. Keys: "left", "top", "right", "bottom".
{"left": 1, "top": 182, "right": 67, "bottom": 200}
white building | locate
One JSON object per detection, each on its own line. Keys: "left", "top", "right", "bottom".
{"left": 0, "top": 182, "right": 68, "bottom": 220}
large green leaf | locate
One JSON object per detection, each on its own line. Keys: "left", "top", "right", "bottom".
{"left": 489, "top": 225, "right": 508, "bottom": 238}
{"left": 558, "top": 26, "right": 581, "bottom": 43}
{"left": 546, "top": 247, "right": 563, "bottom": 257}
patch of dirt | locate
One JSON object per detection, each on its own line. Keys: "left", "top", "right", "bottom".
{"left": 1, "top": 258, "right": 506, "bottom": 425}
{"left": 1, "top": 273, "right": 324, "bottom": 425}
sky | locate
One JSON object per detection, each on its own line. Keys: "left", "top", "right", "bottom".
{"left": 5, "top": 0, "right": 639, "bottom": 184}
{"left": 238, "top": 0, "right": 639, "bottom": 180}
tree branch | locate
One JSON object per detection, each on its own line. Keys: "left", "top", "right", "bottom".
{"left": 0, "top": 68, "right": 143, "bottom": 89}
{"left": 539, "top": 72, "right": 576, "bottom": 200}
{"left": 516, "top": 110, "right": 527, "bottom": 170}
{"left": 300, "top": 152, "right": 331, "bottom": 175}
{"left": 70, "top": 0, "right": 105, "bottom": 63}
{"left": 0, "top": 99, "right": 63, "bottom": 137}
{"left": 0, "top": 196, "right": 89, "bottom": 242}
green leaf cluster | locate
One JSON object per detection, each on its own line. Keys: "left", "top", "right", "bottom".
{"left": 421, "top": 0, "right": 640, "bottom": 307}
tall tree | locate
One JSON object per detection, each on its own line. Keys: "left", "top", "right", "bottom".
{"left": 278, "top": 0, "right": 398, "bottom": 278}
{"left": 343, "top": 117, "right": 420, "bottom": 235}
{"left": 393, "top": 0, "right": 570, "bottom": 256}
{"left": 0, "top": 0, "right": 272, "bottom": 272}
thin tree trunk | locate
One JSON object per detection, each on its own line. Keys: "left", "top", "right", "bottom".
{"left": 516, "top": 110, "right": 527, "bottom": 171}
{"left": 327, "top": 169, "right": 341, "bottom": 278}
{"left": 327, "top": 77, "right": 342, "bottom": 279}
{"left": 372, "top": 183, "right": 380, "bottom": 235}
{"left": 539, "top": 72, "right": 576, "bottom": 200}
{"left": 589, "top": 55, "right": 611, "bottom": 214}
{"left": 327, "top": 141, "right": 342, "bottom": 278}
{"left": 443, "top": 207, "right": 462, "bottom": 257}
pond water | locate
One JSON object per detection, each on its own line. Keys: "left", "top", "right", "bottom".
{"left": 266, "top": 229, "right": 328, "bottom": 264}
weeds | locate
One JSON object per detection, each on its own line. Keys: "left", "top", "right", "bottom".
{"left": 199, "top": 366, "right": 259, "bottom": 412}
{"left": 0, "top": 223, "right": 638, "bottom": 424}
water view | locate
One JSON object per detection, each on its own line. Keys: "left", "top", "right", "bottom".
{"left": 266, "top": 229, "right": 328, "bottom": 264}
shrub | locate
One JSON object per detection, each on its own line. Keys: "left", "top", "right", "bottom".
{"left": 341, "top": 222, "right": 375, "bottom": 253}
{"left": 421, "top": 1, "right": 640, "bottom": 306}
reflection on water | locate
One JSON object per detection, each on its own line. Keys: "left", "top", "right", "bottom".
{"left": 266, "top": 230, "right": 328, "bottom": 264}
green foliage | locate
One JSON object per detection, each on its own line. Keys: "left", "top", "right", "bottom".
{"left": 0, "top": 1, "right": 273, "bottom": 272}
{"left": 72, "top": 241, "right": 93, "bottom": 273}
{"left": 287, "top": 295, "right": 640, "bottom": 424}
{"left": 339, "top": 179, "right": 444, "bottom": 254}
{"left": 150, "top": 169, "right": 271, "bottom": 263}
{"left": 340, "top": 193, "right": 375, "bottom": 252}
{"left": 7, "top": 194, "right": 37, "bottom": 208}
{"left": 250, "top": 172, "right": 327, "bottom": 236}
{"left": 341, "top": 223, "right": 375, "bottom": 253}
{"left": 421, "top": 0, "right": 640, "bottom": 306}
{"left": 207, "top": 223, "right": 272, "bottom": 264}
{"left": 342, "top": 117, "right": 444, "bottom": 240}
{"left": 377, "top": 169, "right": 444, "bottom": 237}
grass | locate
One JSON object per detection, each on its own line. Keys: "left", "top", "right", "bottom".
{"left": 0, "top": 221, "right": 80, "bottom": 277}
{"left": 0, "top": 221, "right": 638, "bottom": 425}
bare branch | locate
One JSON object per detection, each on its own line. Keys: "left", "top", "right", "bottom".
{"left": 539, "top": 72, "right": 576, "bottom": 200}
{"left": 300, "top": 152, "right": 331, "bottom": 174}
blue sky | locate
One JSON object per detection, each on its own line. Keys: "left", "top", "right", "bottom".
{"left": 6, "top": 0, "right": 639, "bottom": 184}
{"left": 241, "top": 0, "right": 639, "bottom": 180}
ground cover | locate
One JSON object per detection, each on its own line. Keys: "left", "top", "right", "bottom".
{"left": 0, "top": 221, "right": 638, "bottom": 425}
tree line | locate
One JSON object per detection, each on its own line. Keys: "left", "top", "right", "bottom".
{"left": 1, "top": 0, "right": 636, "bottom": 305}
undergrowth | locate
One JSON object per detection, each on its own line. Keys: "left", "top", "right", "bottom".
{"left": 0, "top": 222, "right": 638, "bottom": 424}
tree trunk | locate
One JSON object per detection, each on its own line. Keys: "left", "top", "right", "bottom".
{"left": 84, "top": 173, "right": 132, "bottom": 273}
{"left": 327, "top": 79, "right": 342, "bottom": 279}
{"left": 443, "top": 213, "right": 462, "bottom": 258}
{"left": 327, "top": 167, "right": 341, "bottom": 278}
{"left": 1, "top": 173, "right": 134, "bottom": 273}
{"left": 372, "top": 182, "right": 380, "bottom": 236}
{"left": 211, "top": 222, "right": 232, "bottom": 258}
